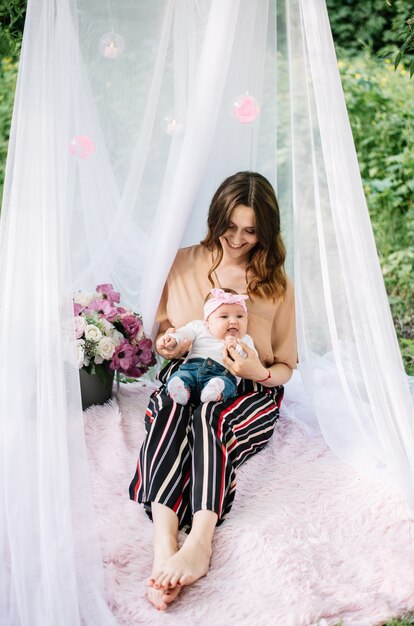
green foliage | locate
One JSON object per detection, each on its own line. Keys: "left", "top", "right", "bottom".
{"left": 393, "top": 14, "right": 414, "bottom": 78}
{"left": 82, "top": 362, "right": 114, "bottom": 388}
{"left": 0, "top": 56, "right": 18, "bottom": 203}
{"left": 382, "top": 613, "right": 414, "bottom": 625}
{"left": 326, "top": 0, "right": 414, "bottom": 81}
{"left": 0, "top": 0, "right": 26, "bottom": 59}
{"left": 0, "top": 1, "right": 25, "bottom": 202}
{"left": 338, "top": 53, "right": 414, "bottom": 373}
{"left": 326, "top": 0, "right": 396, "bottom": 54}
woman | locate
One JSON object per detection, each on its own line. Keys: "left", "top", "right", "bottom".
{"left": 129, "top": 171, "right": 297, "bottom": 610}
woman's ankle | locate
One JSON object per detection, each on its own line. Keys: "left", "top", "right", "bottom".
{"left": 187, "top": 509, "right": 218, "bottom": 548}
{"left": 153, "top": 531, "right": 178, "bottom": 552}
{"left": 151, "top": 502, "right": 180, "bottom": 549}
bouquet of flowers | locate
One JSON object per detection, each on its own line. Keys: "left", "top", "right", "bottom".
{"left": 73, "top": 283, "right": 156, "bottom": 385}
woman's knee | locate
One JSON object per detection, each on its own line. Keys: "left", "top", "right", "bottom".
{"left": 145, "top": 388, "right": 183, "bottom": 429}
{"left": 190, "top": 402, "right": 222, "bottom": 437}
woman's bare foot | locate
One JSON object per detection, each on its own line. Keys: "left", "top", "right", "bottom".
{"left": 152, "top": 534, "right": 212, "bottom": 590}
{"left": 147, "top": 537, "right": 181, "bottom": 610}
{"left": 147, "top": 584, "right": 181, "bottom": 611}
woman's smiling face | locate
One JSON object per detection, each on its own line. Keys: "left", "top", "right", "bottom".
{"left": 219, "top": 204, "right": 258, "bottom": 260}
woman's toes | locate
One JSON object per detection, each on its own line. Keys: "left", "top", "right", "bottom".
{"left": 147, "top": 587, "right": 167, "bottom": 611}
{"left": 163, "top": 594, "right": 175, "bottom": 605}
{"left": 169, "top": 574, "right": 181, "bottom": 587}
{"left": 161, "top": 575, "right": 174, "bottom": 589}
{"left": 163, "top": 586, "right": 181, "bottom": 605}
{"left": 158, "top": 573, "right": 171, "bottom": 589}
{"left": 178, "top": 574, "right": 190, "bottom": 586}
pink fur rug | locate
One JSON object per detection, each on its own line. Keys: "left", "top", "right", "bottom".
{"left": 84, "top": 380, "right": 414, "bottom": 626}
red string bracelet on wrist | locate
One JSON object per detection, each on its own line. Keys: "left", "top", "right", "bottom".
{"left": 257, "top": 369, "right": 271, "bottom": 383}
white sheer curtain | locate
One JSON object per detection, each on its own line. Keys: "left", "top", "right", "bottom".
{"left": 288, "top": 0, "right": 414, "bottom": 495}
{"left": 0, "top": 0, "right": 413, "bottom": 623}
{"left": 0, "top": 0, "right": 116, "bottom": 624}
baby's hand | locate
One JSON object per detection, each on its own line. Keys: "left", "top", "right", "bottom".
{"left": 163, "top": 335, "right": 178, "bottom": 351}
{"left": 225, "top": 336, "right": 238, "bottom": 351}
{"left": 156, "top": 328, "right": 191, "bottom": 358}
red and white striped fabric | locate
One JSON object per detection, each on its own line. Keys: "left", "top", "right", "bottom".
{"left": 129, "top": 377, "right": 284, "bottom": 530}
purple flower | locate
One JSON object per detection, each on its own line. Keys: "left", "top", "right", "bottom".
{"left": 96, "top": 284, "right": 121, "bottom": 305}
{"left": 136, "top": 338, "right": 156, "bottom": 366}
{"left": 74, "top": 302, "right": 84, "bottom": 316}
{"left": 120, "top": 314, "right": 143, "bottom": 340}
{"left": 73, "top": 284, "right": 155, "bottom": 379}
{"left": 110, "top": 340, "right": 137, "bottom": 372}
{"left": 88, "top": 298, "right": 118, "bottom": 321}
{"left": 123, "top": 364, "right": 146, "bottom": 378}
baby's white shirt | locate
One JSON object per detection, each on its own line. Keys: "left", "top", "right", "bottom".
{"left": 166, "top": 320, "right": 257, "bottom": 378}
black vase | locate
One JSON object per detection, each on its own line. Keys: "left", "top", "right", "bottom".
{"left": 79, "top": 367, "right": 115, "bottom": 410}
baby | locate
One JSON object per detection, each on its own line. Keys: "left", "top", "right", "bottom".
{"left": 162, "top": 288, "right": 257, "bottom": 405}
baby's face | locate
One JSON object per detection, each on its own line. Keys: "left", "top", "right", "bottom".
{"left": 206, "top": 303, "right": 248, "bottom": 341}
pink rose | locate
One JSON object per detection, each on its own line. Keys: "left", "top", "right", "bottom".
{"left": 120, "top": 314, "right": 143, "bottom": 340}
{"left": 74, "top": 302, "right": 84, "bottom": 316}
{"left": 88, "top": 298, "right": 118, "bottom": 321}
{"left": 74, "top": 316, "right": 86, "bottom": 339}
{"left": 96, "top": 284, "right": 120, "bottom": 305}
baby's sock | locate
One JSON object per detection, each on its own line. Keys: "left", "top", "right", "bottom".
{"left": 200, "top": 377, "right": 225, "bottom": 403}
{"left": 167, "top": 377, "right": 190, "bottom": 405}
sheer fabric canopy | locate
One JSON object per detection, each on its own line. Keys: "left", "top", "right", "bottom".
{"left": 0, "top": 0, "right": 413, "bottom": 623}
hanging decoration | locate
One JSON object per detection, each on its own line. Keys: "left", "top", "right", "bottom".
{"left": 231, "top": 92, "right": 260, "bottom": 124}
{"left": 99, "top": 31, "right": 125, "bottom": 59}
{"left": 69, "top": 135, "right": 95, "bottom": 159}
{"left": 162, "top": 114, "right": 185, "bottom": 136}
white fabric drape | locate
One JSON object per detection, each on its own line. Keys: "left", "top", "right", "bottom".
{"left": 289, "top": 0, "right": 414, "bottom": 494}
{"left": 0, "top": 0, "right": 116, "bottom": 624}
{"left": 0, "top": 0, "right": 413, "bottom": 623}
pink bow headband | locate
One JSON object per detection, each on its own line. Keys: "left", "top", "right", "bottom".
{"left": 204, "top": 288, "right": 249, "bottom": 320}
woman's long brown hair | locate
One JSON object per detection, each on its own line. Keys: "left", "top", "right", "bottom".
{"left": 201, "top": 171, "right": 287, "bottom": 299}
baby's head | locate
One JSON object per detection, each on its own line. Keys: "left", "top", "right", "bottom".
{"left": 204, "top": 288, "right": 249, "bottom": 341}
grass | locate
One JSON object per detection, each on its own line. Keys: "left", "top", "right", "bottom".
{"left": 382, "top": 614, "right": 414, "bottom": 625}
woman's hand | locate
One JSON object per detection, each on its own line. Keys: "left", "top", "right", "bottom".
{"left": 155, "top": 328, "right": 192, "bottom": 359}
{"left": 223, "top": 341, "right": 268, "bottom": 381}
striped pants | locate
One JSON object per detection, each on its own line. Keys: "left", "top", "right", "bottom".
{"left": 129, "top": 372, "right": 284, "bottom": 530}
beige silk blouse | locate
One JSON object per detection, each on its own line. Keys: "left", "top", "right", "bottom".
{"left": 156, "top": 245, "right": 297, "bottom": 369}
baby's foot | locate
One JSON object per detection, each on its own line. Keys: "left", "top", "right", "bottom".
{"left": 167, "top": 378, "right": 190, "bottom": 405}
{"left": 200, "top": 378, "right": 225, "bottom": 403}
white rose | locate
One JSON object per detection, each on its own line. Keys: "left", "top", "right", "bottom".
{"left": 84, "top": 324, "right": 102, "bottom": 342}
{"left": 74, "top": 316, "right": 86, "bottom": 339}
{"left": 95, "top": 336, "right": 116, "bottom": 364}
{"left": 100, "top": 317, "right": 123, "bottom": 344}
{"left": 100, "top": 318, "right": 117, "bottom": 337}
{"left": 73, "top": 291, "right": 95, "bottom": 307}
{"left": 76, "top": 339, "right": 85, "bottom": 369}
{"left": 107, "top": 327, "right": 124, "bottom": 345}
